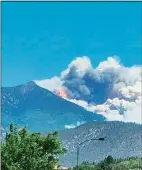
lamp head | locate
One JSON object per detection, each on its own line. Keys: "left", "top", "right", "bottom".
{"left": 98, "top": 138, "right": 105, "bottom": 141}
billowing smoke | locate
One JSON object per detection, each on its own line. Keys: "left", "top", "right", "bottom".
{"left": 34, "top": 56, "right": 142, "bottom": 124}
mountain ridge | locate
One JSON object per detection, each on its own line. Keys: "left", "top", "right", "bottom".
{"left": 58, "top": 121, "right": 142, "bottom": 167}
{"left": 2, "top": 81, "right": 104, "bottom": 132}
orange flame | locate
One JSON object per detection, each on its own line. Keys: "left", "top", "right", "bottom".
{"left": 56, "top": 88, "right": 68, "bottom": 98}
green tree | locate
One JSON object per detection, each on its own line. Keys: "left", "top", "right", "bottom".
{"left": 104, "top": 156, "right": 114, "bottom": 165}
{"left": 1, "top": 123, "right": 67, "bottom": 170}
{"left": 97, "top": 156, "right": 114, "bottom": 170}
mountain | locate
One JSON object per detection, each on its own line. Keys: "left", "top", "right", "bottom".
{"left": 58, "top": 121, "right": 142, "bottom": 167}
{"left": 2, "top": 81, "right": 104, "bottom": 132}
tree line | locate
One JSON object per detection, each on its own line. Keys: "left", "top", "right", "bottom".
{"left": 69, "top": 156, "right": 142, "bottom": 170}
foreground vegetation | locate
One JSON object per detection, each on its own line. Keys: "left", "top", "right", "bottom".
{"left": 1, "top": 123, "right": 67, "bottom": 170}
{"left": 70, "top": 156, "right": 142, "bottom": 170}
{"left": 1, "top": 123, "right": 142, "bottom": 170}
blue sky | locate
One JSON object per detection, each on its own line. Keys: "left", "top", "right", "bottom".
{"left": 2, "top": 2, "right": 141, "bottom": 87}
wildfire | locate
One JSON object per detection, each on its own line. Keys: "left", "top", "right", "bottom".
{"left": 56, "top": 88, "right": 68, "bottom": 98}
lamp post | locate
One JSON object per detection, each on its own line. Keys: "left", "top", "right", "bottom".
{"left": 76, "top": 137, "right": 105, "bottom": 170}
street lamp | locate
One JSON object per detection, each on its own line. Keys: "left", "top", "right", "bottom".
{"left": 76, "top": 137, "right": 105, "bottom": 170}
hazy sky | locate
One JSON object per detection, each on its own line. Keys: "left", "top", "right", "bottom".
{"left": 2, "top": 2, "right": 141, "bottom": 87}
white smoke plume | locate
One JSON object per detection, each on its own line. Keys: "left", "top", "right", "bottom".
{"left": 34, "top": 56, "right": 142, "bottom": 124}
{"left": 65, "top": 121, "right": 85, "bottom": 129}
{"left": 34, "top": 76, "right": 62, "bottom": 91}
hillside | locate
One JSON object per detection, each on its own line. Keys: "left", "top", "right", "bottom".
{"left": 59, "top": 121, "right": 142, "bottom": 167}
{"left": 2, "top": 81, "right": 104, "bottom": 132}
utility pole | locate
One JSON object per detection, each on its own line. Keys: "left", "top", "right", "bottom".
{"left": 76, "top": 138, "right": 105, "bottom": 170}
{"left": 77, "top": 143, "right": 79, "bottom": 170}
